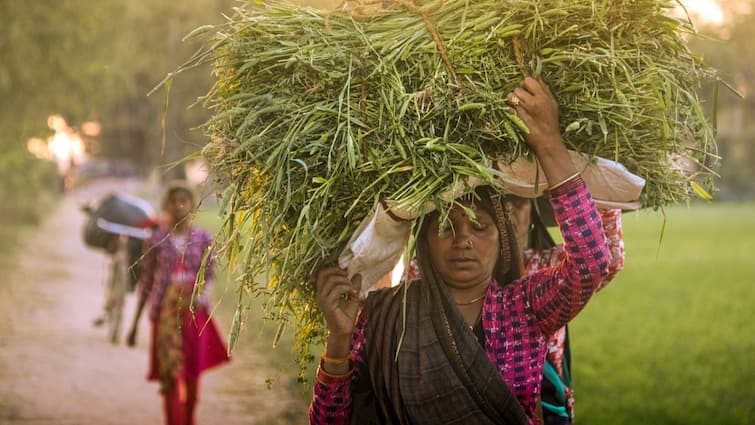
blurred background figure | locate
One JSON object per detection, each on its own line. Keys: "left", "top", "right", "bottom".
{"left": 127, "top": 181, "right": 230, "bottom": 425}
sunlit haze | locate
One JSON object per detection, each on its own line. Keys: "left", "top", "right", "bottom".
{"left": 27, "top": 115, "right": 87, "bottom": 174}
{"left": 680, "top": 0, "right": 725, "bottom": 25}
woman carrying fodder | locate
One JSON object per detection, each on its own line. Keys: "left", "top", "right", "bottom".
{"left": 190, "top": 0, "right": 717, "bottom": 373}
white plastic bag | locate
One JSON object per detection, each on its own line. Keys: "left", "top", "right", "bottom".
{"left": 338, "top": 203, "right": 412, "bottom": 297}
{"left": 339, "top": 152, "right": 645, "bottom": 294}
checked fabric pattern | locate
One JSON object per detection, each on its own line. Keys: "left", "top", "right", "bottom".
{"left": 310, "top": 180, "right": 610, "bottom": 425}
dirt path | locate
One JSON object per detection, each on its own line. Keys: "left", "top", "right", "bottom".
{"left": 0, "top": 178, "right": 306, "bottom": 425}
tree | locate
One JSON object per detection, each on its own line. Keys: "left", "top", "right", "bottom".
{"left": 689, "top": 0, "right": 755, "bottom": 199}
{"left": 0, "top": 0, "right": 231, "bottom": 220}
{"left": 0, "top": 1, "right": 125, "bottom": 220}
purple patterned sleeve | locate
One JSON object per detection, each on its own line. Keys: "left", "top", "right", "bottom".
{"left": 596, "top": 209, "right": 624, "bottom": 291}
{"left": 309, "top": 310, "right": 368, "bottom": 425}
{"left": 525, "top": 179, "right": 610, "bottom": 336}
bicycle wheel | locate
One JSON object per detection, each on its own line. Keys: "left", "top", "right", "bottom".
{"left": 105, "top": 240, "right": 129, "bottom": 344}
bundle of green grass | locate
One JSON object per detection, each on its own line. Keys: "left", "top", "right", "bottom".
{"left": 191, "top": 0, "right": 717, "bottom": 373}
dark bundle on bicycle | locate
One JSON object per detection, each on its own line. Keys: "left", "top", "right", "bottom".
{"left": 81, "top": 192, "right": 157, "bottom": 291}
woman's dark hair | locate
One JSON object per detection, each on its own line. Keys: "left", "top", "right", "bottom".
{"left": 161, "top": 180, "right": 195, "bottom": 211}
{"left": 527, "top": 197, "right": 557, "bottom": 251}
{"left": 415, "top": 186, "right": 524, "bottom": 287}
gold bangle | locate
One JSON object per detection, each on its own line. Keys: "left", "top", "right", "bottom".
{"left": 316, "top": 364, "right": 353, "bottom": 383}
{"left": 549, "top": 172, "right": 580, "bottom": 191}
{"left": 322, "top": 353, "right": 350, "bottom": 365}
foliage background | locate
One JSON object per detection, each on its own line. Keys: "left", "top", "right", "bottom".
{"left": 0, "top": 0, "right": 233, "bottom": 230}
{"left": 1, "top": 0, "right": 752, "bottom": 221}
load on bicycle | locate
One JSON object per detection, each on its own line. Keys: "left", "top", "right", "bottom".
{"left": 81, "top": 192, "right": 156, "bottom": 343}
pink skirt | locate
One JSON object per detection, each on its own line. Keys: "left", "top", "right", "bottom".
{"left": 148, "top": 305, "right": 230, "bottom": 384}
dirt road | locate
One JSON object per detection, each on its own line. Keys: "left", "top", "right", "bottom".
{"left": 0, "top": 178, "right": 306, "bottom": 425}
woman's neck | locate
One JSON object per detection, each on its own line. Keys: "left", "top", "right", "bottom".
{"left": 447, "top": 279, "right": 491, "bottom": 304}
{"left": 170, "top": 219, "right": 191, "bottom": 235}
{"left": 448, "top": 280, "right": 489, "bottom": 328}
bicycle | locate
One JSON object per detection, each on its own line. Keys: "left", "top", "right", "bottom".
{"left": 81, "top": 196, "right": 154, "bottom": 344}
{"left": 94, "top": 234, "right": 130, "bottom": 343}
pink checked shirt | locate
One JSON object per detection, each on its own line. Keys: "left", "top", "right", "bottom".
{"left": 523, "top": 208, "right": 624, "bottom": 418}
{"left": 138, "top": 226, "right": 215, "bottom": 322}
{"left": 310, "top": 180, "right": 610, "bottom": 425}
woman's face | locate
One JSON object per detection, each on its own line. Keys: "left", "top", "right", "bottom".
{"left": 426, "top": 202, "right": 500, "bottom": 289}
{"left": 166, "top": 190, "right": 194, "bottom": 223}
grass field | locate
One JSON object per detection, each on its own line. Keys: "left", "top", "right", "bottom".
{"left": 196, "top": 201, "right": 755, "bottom": 424}
{"left": 569, "top": 202, "right": 755, "bottom": 424}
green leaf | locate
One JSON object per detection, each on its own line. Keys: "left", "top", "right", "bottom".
{"left": 690, "top": 181, "right": 713, "bottom": 201}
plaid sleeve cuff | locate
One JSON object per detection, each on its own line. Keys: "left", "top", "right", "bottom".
{"left": 310, "top": 363, "right": 353, "bottom": 424}
{"left": 316, "top": 362, "right": 353, "bottom": 385}
{"left": 548, "top": 174, "right": 584, "bottom": 198}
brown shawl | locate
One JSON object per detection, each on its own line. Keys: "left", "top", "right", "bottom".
{"left": 350, "top": 277, "right": 529, "bottom": 425}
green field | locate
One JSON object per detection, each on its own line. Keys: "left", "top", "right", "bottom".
{"left": 197, "top": 201, "right": 755, "bottom": 424}
{"left": 570, "top": 202, "right": 755, "bottom": 424}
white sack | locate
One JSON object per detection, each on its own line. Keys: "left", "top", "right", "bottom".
{"left": 339, "top": 152, "right": 645, "bottom": 295}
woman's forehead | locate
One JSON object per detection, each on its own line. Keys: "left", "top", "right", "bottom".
{"left": 170, "top": 190, "right": 193, "bottom": 202}
{"left": 432, "top": 201, "right": 494, "bottom": 222}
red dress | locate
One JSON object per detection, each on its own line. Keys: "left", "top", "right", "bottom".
{"left": 139, "top": 227, "right": 230, "bottom": 392}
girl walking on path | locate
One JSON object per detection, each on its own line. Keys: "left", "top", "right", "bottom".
{"left": 127, "top": 181, "right": 230, "bottom": 425}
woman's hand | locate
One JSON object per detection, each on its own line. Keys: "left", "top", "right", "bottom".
{"left": 315, "top": 268, "right": 361, "bottom": 373}
{"left": 507, "top": 77, "right": 562, "bottom": 153}
{"left": 507, "top": 77, "right": 577, "bottom": 187}
{"left": 315, "top": 267, "right": 362, "bottom": 340}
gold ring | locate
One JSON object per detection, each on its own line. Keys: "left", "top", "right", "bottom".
{"left": 509, "top": 95, "right": 521, "bottom": 107}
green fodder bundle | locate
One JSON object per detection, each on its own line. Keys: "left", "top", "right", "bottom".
{"left": 192, "top": 0, "right": 717, "bottom": 372}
